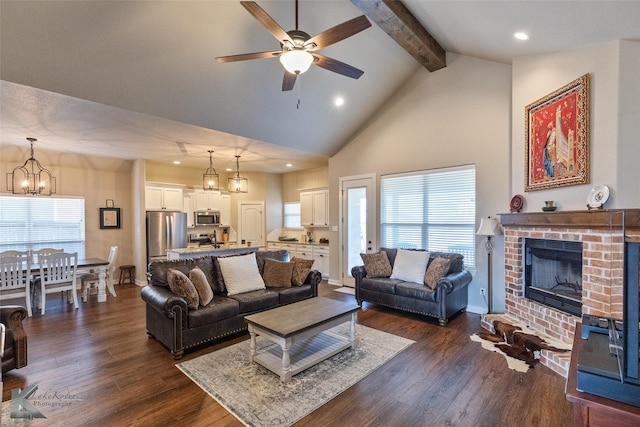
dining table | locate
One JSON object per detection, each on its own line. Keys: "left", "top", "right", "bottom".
{"left": 30, "top": 258, "right": 114, "bottom": 303}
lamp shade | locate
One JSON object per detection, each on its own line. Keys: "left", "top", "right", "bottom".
{"left": 476, "top": 217, "right": 501, "bottom": 236}
{"left": 279, "top": 50, "right": 313, "bottom": 74}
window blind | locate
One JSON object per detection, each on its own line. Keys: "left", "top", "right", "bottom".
{"left": 0, "top": 195, "right": 86, "bottom": 257}
{"left": 284, "top": 202, "right": 301, "bottom": 228}
{"left": 380, "top": 165, "right": 476, "bottom": 268}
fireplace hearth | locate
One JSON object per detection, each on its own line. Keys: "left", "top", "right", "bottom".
{"left": 524, "top": 239, "right": 583, "bottom": 317}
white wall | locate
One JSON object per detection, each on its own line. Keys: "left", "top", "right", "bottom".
{"left": 511, "top": 40, "right": 640, "bottom": 210}
{"left": 330, "top": 53, "right": 512, "bottom": 313}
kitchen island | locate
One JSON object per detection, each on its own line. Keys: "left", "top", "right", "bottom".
{"left": 166, "top": 245, "right": 261, "bottom": 260}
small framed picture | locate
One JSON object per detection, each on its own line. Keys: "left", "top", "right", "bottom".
{"left": 106, "top": 199, "right": 115, "bottom": 208}
{"left": 100, "top": 208, "right": 121, "bottom": 229}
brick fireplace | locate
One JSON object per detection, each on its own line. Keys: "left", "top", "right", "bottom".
{"left": 486, "top": 210, "right": 640, "bottom": 377}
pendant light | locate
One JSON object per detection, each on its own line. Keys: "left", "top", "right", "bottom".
{"left": 228, "top": 155, "right": 248, "bottom": 193}
{"left": 202, "top": 150, "right": 220, "bottom": 191}
{"left": 6, "top": 137, "right": 56, "bottom": 196}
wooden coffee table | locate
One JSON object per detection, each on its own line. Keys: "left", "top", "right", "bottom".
{"left": 244, "top": 297, "right": 360, "bottom": 382}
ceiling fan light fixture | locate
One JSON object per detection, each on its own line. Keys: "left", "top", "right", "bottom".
{"left": 279, "top": 49, "right": 313, "bottom": 75}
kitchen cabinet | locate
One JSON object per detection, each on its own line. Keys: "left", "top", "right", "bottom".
{"left": 267, "top": 242, "right": 282, "bottom": 251}
{"left": 219, "top": 194, "right": 231, "bottom": 226}
{"left": 194, "top": 190, "right": 221, "bottom": 212}
{"left": 313, "top": 245, "right": 330, "bottom": 279}
{"left": 145, "top": 185, "right": 184, "bottom": 211}
{"left": 296, "top": 245, "right": 314, "bottom": 261}
{"left": 300, "top": 189, "right": 328, "bottom": 227}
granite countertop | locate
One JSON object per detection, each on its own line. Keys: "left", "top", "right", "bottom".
{"left": 268, "top": 240, "right": 329, "bottom": 247}
{"left": 167, "top": 245, "right": 261, "bottom": 255}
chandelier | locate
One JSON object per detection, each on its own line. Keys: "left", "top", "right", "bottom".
{"left": 6, "top": 137, "right": 56, "bottom": 196}
{"left": 202, "top": 150, "right": 220, "bottom": 191}
{"left": 228, "top": 155, "right": 248, "bottom": 193}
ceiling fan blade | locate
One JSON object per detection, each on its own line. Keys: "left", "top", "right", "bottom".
{"left": 305, "top": 15, "right": 371, "bottom": 50}
{"left": 216, "top": 50, "right": 281, "bottom": 63}
{"left": 312, "top": 54, "right": 364, "bottom": 79}
{"left": 240, "top": 1, "right": 293, "bottom": 45}
{"left": 282, "top": 71, "right": 297, "bottom": 91}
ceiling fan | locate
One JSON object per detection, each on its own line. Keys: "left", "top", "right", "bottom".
{"left": 216, "top": 0, "right": 372, "bottom": 91}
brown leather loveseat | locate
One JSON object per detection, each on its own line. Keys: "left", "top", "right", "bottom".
{"left": 1, "top": 305, "right": 28, "bottom": 374}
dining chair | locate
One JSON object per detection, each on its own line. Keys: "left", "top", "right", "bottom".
{"left": 0, "top": 256, "right": 33, "bottom": 316}
{"left": 38, "top": 252, "right": 79, "bottom": 315}
{"left": 81, "top": 245, "right": 118, "bottom": 302}
{"left": 31, "top": 248, "right": 64, "bottom": 307}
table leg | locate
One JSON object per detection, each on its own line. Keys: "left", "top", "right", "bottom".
{"left": 249, "top": 326, "right": 256, "bottom": 362}
{"left": 281, "top": 339, "right": 292, "bottom": 382}
{"left": 97, "top": 266, "right": 107, "bottom": 302}
{"left": 350, "top": 312, "right": 356, "bottom": 348}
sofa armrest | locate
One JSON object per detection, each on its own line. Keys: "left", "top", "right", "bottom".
{"left": 351, "top": 266, "right": 367, "bottom": 285}
{"left": 304, "top": 270, "right": 322, "bottom": 297}
{"left": 437, "top": 270, "right": 473, "bottom": 294}
{"left": 0, "top": 305, "right": 28, "bottom": 368}
{"left": 141, "top": 285, "right": 188, "bottom": 318}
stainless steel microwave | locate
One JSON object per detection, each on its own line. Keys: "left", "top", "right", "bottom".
{"left": 194, "top": 211, "right": 220, "bottom": 226}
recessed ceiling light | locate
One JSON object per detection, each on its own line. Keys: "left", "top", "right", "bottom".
{"left": 286, "top": 163, "right": 293, "bottom": 167}
{"left": 334, "top": 96, "right": 344, "bottom": 107}
{"left": 173, "top": 161, "right": 181, "bottom": 165}
{"left": 514, "top": 32, "right": 529, "bottom": 41}
{"left": 226, "top": 168, "right": 233, "bottom": 172}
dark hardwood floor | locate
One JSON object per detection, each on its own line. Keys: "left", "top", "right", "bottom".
{"left": 2, "top": 282, "right": 573, "bottom": 426}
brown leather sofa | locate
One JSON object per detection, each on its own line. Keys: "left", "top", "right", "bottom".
{"left": 141, "top": 250, "right": 321, "bottom": 359}
{"left": 353, "top": 248, "right": 472, "bottom": 326}
{"left": 1, "top": 305, "right": 28, "bottom": 374}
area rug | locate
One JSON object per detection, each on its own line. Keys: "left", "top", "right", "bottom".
{"left": 177, "top": 323, "right": 414, "bottom": 427}
{"left": 333, "top": 286, "right": 355, "bottom": 295}
{"left": 470, "top": 320, "right": 571, "bottom": 373}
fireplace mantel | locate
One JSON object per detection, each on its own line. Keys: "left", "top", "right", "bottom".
{"left": 500, "top": 209, "right": 640, "bottom": 230}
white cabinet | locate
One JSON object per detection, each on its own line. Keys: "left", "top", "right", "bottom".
{"left": 279, "top": 243, "right": 298, "bottom": 255}
{"left": 145, "top": 185, "right": 184, "bottom": 211}
{"left": 219, "top": 194, "right": 231, "bottom": 226}
{"left": 194, "top": 190, "right": 221, "bottom": 212}
{"left": 267, "top": 242, "right": 282, "bottom": 251}
{"left": 300, "top": 189, "right": 328, "bottom": 227}
{"left": 313, "top": 245, "right": 330, "bottom": 279}
{"left": 296, "top": 245, "right": 314, "bottom": 260}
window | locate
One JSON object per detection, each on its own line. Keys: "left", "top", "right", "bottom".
{"left": 380, "top": 165, "right": 476, "bottom": 268}
{"left": 284, "top": 202, "right": 301, "bottom": 229}
{"left": 0, "top": 195, "right": 86, "bottom": 257}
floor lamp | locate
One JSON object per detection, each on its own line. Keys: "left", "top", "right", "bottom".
{"left": 476, "top": 216, "right": 501, "bottom": 313}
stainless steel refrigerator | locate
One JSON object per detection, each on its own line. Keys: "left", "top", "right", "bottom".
{"left": 146, "top": 211, "right": 187, "bottom": 264}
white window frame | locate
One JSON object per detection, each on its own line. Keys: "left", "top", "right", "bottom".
{"left": 380, "top": 165, "right": 476, "bottom": 268}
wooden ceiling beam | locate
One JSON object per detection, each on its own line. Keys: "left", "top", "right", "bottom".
{"left": 350, "top": 0, "right": 446, "bottom": 72}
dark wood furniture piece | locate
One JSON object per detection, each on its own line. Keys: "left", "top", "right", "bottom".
{"left": 566, "top": 323, "right": 640, "bottom": 426}
{"left": 245, "top": 297, "right": 359, "bottom": 382}
{"left": 1, "top": 305, "right": 28, "bottom": 374}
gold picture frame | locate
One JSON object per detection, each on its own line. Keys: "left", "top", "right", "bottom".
{"left": 524, "top": 74, "right": 590, "bottom": 191}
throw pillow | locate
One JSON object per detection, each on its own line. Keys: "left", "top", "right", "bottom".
{"left": 424, "top": 257, "right": 451, "bottom": 290}
{"left": 360, "top": 251, "right": 392, "bottom": 278}
{"left": 262, "top": 258, "right": 294, "bottom": 288}
{"left": 167, "top": 268, "right": 199, "bottom": 310}
{"left": 390, "top": 249, "right": 431, "bottom": 284}
{"left": 216, "top": 253, "right": 265, "bottom": 296}
{"left": 291, "top": 257, "right": 315, "bottom": 286}
{"left": 189, "top": 266, "right": 214, "bottom": 306}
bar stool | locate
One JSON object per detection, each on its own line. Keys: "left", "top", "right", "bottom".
{"left": 118, "top": 265, "right": 135, "bottom": 285}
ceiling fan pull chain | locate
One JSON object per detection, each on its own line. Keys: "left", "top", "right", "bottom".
{"left": 297, "top": 75, "right": 302, "bottom": 109}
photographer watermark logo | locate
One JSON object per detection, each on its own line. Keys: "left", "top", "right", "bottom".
{"left": 10, "top": 385, "right": 46, "bottom": 420}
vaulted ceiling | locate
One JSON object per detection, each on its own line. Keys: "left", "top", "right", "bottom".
{"left": 2, "top": 1, "right": 639, "bottom": 173}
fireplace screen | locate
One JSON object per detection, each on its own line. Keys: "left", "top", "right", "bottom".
{"left": 524, "top": 238, "right": 583, "bottom": 317}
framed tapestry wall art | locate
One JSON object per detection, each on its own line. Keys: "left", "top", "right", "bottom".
{"left": 524, "top": 73, "right": 590, "bottom": 191}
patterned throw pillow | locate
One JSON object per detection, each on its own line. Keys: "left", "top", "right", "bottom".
{"left": 424, "top": 257, "right": 451, "bottom": 290}
{"left": 360, "top": 251, "right": 393, "bottom": 278}
{"left": 390, "top": 249, "right": 431, "bottom": 284}
{"left": 167, "top": 268, "right": 199, "bottom": 309}
{"left": 291, "top": 257, "right": 315, "bottom": 286}
{"left": 263, "top": 258, "right": 294, "bottom": 288}
{"left": 189, "top": 266, "right": 214, "bottom": 306}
